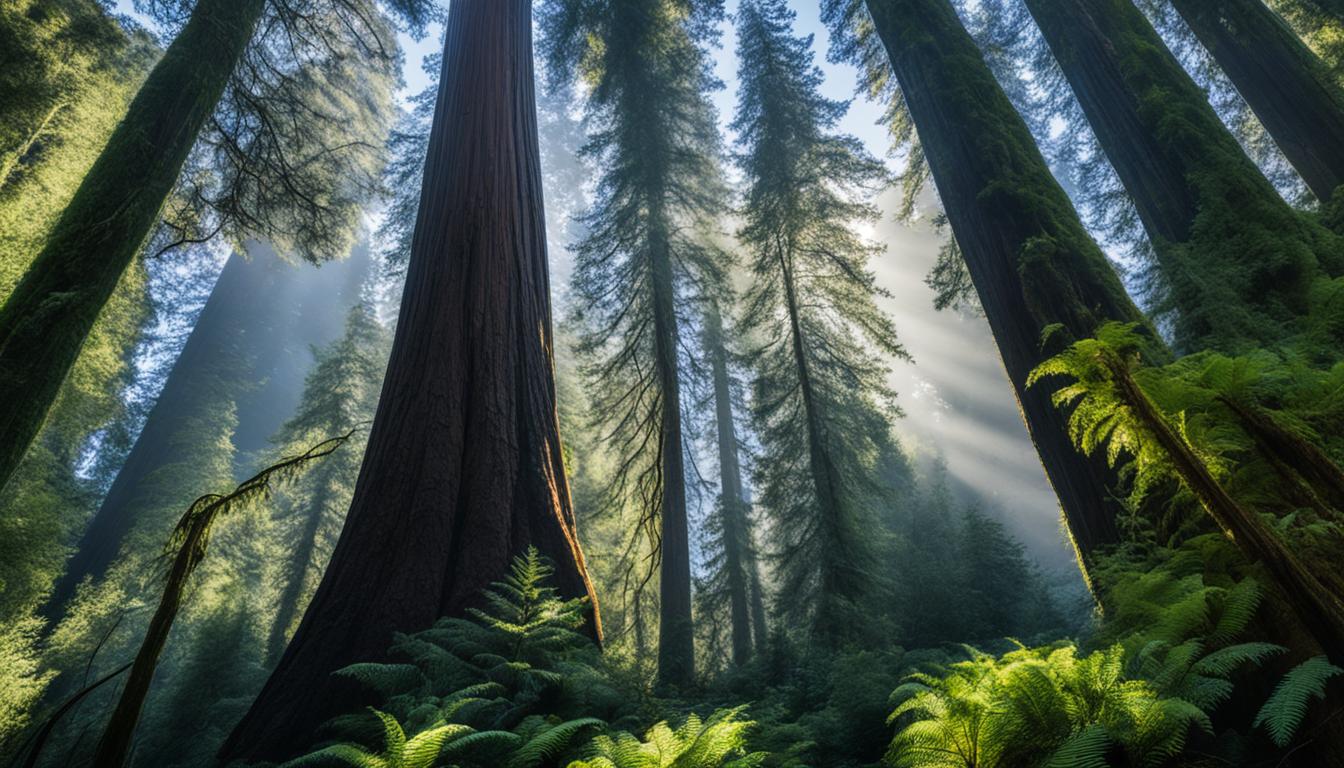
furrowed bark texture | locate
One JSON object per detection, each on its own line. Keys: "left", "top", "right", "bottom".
{"left": 1023, "top": 0, "right": 1329, "bottom": 350}
{"left": 1171, "top": 0, "right": 1344, "bottom": 203}
{"left": 42, "top": 244, "right": 368, "bottom": 621}
{"left": 219, "top": 1, "right": 600, "bottom": 759}
{"left": 706, "top": 306, "right": 754, "bottom": 665}
{"left": 0, "top": 0, "right": 265, "bottom": 495}
{"left": 864, "top": 0, "right": 1150, "bottom": 581}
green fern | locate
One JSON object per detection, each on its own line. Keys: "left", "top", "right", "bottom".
{"left": 568, "top": 708, "right": 765, "bottom": 768}
{"left": 280, "top": 708, "right": 472, "bottom": 768}
{"left": 1253, "top": 656, "right": 1344, "bottom": 747}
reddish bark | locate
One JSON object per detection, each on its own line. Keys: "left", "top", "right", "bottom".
{"left": 219, "top": 0, "right": 600, "bottom": 759}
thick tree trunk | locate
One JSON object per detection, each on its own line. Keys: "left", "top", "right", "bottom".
{"left": 1111, "top": 357, "right": 1344, "bottom": 659}
{"left": 220, "top": 0, "right": 599, "bottom": 758}
{"left": 219, "top": 1, "right": 600, "bottom": 759}
{"left": 0, "top": 0, "right": 265, "bottom": 496}
{"left": 863, "top": 0, "right": 1150, "bottom": 585}
{"left": 706, "top": 305, "right": 753, "bottom": 666}
{"left": 1022, "top": 0, "right": 1324, "bottom": 351}
{"left": 651, "top": 221, "right": 695, "bottom": 690}
{"left": 42, "top": 245, "right": 367, "bottom": 621}
{"left": 1171, "top": 0, "right": 1344, "bottom": 204}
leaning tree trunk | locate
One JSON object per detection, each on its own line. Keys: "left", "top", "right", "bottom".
{"left": 863, "top": 0, "right": 1150, "bottom": 588}
{"left": 219, "top": 1, "right": 600, "bottom": 760}
{"left": 706, "top": 305, "right": 754, "bottom": 666}
{"left": 1171, "top": 0, "right": 1344, "bottom": 204}
{"left": 1109, "top": 356, "right": 1344, "bottom": 660}
{"left": 650, "top": 215, "right": 695, "bottom": 690}
{"left": 1022, "top": 0, "right": 1323, "bottom": 352}
{"left": 0, "top": 0, "right": 266, "bottom": 496}
{"left": 42, "top": 245, "right": 368, "bottom": 622}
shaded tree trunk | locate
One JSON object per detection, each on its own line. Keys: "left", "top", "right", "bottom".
{"left": 863, "top": 0, "right": 1151, "bottom": 586}
{"left": 1022, "top": 0, "right": 1332, "bottom": 351}
{"left": 706, "top": 305, "right": 753, "bottom": 666}
{"left": 0, "top": 0, "right": 266, "bottom": 496}
{"left": 219, "top": 1, "right": 600, "bottom": 759}
{"left": 1220, "top": 396, "right": 1344, "bottom": 514}
{"left": 42, "top": 244, "right": 367, "bottom": 621}
{"left": 651, "top": 214, "right": 695, "bottom": 689}
{"left": 1171, "top": 0, "right": 1344, "bottom": 204}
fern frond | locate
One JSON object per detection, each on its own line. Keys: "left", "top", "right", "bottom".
{"left": 1254, "top": 656, "right": 1343, "bottom": 747}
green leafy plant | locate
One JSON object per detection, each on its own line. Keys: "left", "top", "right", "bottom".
{"left": 1253, "top": 656, "right": 1344, "bottom": 747}
{"left": 281, "top": 708, "right": 471, "bottom": 768}
{"left": 567, "top": 707, "right": 766, "bottom": 768}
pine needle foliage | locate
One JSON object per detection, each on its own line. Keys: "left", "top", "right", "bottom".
{"left": 733, "top": 0, "right": 907, "bottom": 642}
{"left": 539, "top": 0, "right": 731, "bottom": 687}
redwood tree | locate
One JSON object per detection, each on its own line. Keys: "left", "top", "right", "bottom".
{"left": 1020, "top": 0, "right": 1337, "bottom": 352}
{"left": 1170, "top": 0, "right": 1344, "bottom": 204}
{"left": 823, "top": 0, "right": 1153, "bottom": 580}
{"left": 219, "top": 0, "right": 600, "bottom": 759}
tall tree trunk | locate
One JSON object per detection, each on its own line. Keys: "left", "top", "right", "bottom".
{"left": 706, "top": 305, "right": 753, "bottom": 666}
{"left": 0, "top": 0, "right": 266, "bottom": 496}
{"left": 651, "top": 218, "right": 695, "bottom": 689}
{"left": 778, "top": 244, "right": 852, "bottom": 640}
{"left": 1171, "top": 0, "right": 1344, "bottom": 204}
{"left": 747, "top": 538, "right": 769, "bottom": 654}
{"left": 863, "top": 0, "right": 1151, "bottom": 586}
{"left": 219, "top": 1, "right": 600, "bottom": 759}
{"left": 42, "top": 244, "right": 367, "bottom": 621}
{"left": 1021, "top": 0, "right": 1326, "bottom": 351}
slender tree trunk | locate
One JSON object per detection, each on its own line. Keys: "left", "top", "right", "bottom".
{"left": 0, "top": 101, "right": 65, "bottom": 193}
{"left": 863, "top": 0, "right": 1151, "bottom": 587}
{"left": 1109, "top": 356, "right": 1344, "bottom": 659}
{"left": 1220, "top": 396, "right": 1344, "bottom": 514}
{"left": 0, "top": 0, "right": 266, "bottom": 496}
{"left": 219, "top": 1, "right": 600, "bottom": 759}
{"left": 1171, "top": 0, "right": 1344, "bottom": 204}
{"left": 778, "top": 244, "right": 852, "bottom": 640}
{"left": 42, "top": 245, "right": 367, "bottom": 621}
{"left": 264, "top": 472, "right": 333, "bottom": 666}
{"left": 1021, "top": 0, "right": 1324, "bottom": 351}
{"left": 90, "top": 512, "right": 209, "bottom": 768}
{"left": 706, "top": 305, "right": 753, "bottom": 666}
{"left": 747, "top": 539, "right": 769, "bottom": 654}
{"left": 651, "top": 217, "right": 695, "bottom": 689}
